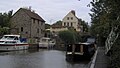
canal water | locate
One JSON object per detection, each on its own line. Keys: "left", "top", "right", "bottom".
{"left": 0, "top": 49, "right": 90, "bottom": 68}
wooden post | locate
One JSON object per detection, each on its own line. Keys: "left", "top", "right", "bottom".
{"left": 80, "top": 45, "right": 83, "bottom": 53}
{"left": 72, "top": 44, "right": 75, "bottom": 54}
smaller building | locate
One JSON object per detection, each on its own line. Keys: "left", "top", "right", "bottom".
{"left": 50, "top": 26, "right": 68, "bottom": 33}
{"left": 10, "top": 7, "right": 45, "bottom": 43}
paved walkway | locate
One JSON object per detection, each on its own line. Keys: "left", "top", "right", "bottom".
{"left": 94, "top": 47, "right": 110, "bottom": 68}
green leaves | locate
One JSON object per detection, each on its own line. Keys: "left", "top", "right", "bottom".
{"left": 90, "top": 0, "right": 110, "bottom": 38}
{"left": 58, "top": 30, "right": 77, "bottom": 44}
{"left": 0, "top": 10, "right": 13, "bottom": 27}
{"left": 90, "top": 0, "right": 120, "bottom": 67}
{"left": 0, "top": 10, "right": 13, "bottom": 35}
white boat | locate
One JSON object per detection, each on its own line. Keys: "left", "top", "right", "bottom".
{"left": 39, "top": 37, "right": 55, "bottom": 48}
{"left": 0, "top": 35, "right": 29, "bottom": 51}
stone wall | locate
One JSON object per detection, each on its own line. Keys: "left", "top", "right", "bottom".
{"left": 11, "top": 9, "right": 31, "bottom": 38}
{"left": 11, "top": 9, "right": 45, "bottom": 43}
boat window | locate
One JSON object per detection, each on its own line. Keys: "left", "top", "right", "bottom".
{"left": 5, "top": 41, "right": 16, "bottom": 44}
{"left": 42, "top": 39, "right": 47, "bottom": 42}
{"left": 0, "top": 41, "right": 4, "bottom": 43}
{"left": 3, "top": 36, "right": 15, "bottom": 40}
{"left": 86, "top": 38, "right": 95, "bottom": 43}
{"left": 67, "top": 45, "right": 72, "bottom": 52}
{"left": 14, "top": 37, "right": 19, "bottom": 40}
{"left": 41, "top": 38, "right": 51, "bottom": 42}
{"left": 75, "top": 44, "right": 81, "bottom": 52}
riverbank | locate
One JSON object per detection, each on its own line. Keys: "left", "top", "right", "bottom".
{"left": 90, "top": 47, "right": 110, "bottom": 68}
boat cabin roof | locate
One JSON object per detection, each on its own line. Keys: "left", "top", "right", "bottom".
{"left": 3, "top": 35, "right": 20, "bottom": 37}
{"left": 41, "top": 37, "right": 51, "bottom": 40}
{"left": 77, "top": 42, "right": 92, "bottom": 46}
{"left": 86, "top": 37, "right": 96, "bottom": 43}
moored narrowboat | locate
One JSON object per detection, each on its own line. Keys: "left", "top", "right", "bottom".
{"left": 66, "top": 38, "right": 96, "bottom": 61}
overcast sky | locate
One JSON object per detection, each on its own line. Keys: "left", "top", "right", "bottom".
{"left": 0, "top": 0, "right": 92, "bottom": 25}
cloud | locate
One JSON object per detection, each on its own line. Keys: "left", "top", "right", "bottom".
{"left": 0, "top": 0, "right": 92, "bottom": 24}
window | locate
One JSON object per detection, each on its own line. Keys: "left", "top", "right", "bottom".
{"left": 14, "top": 37, "right": 19, "bottom": 40}
{"left": 67, "top": 22, "right": 69, "bottom": 26}
{"left": 41, "top": 22, "right": 43, "bottom": 26}
{"left": 64, "top": 22, "right": 66, "bottom": 26}
{"left": 21, "top": 27, "right": 23, "bottom": 32}
{"left": 32, "top": 18, "right": 35, "bottom": 23}
{"left": 26, "top": 32, "right": 28, "bottom": 34}
{"left": 38, "top": 20, "right": 39, "bottom": 24}
{"left": 71, "top": 17, "right": 73, "bottom": 20}
{"left": 67, "top": 17, "right": 69, "bottom": 20}
{"left": 37, "top": 28, "right": 39, "bottom": 33}
{"left": 71, "top": 22, "right": 73, "bottom": 26}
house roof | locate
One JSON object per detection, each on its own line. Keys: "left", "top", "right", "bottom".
{"left": 14, "top": 8, "right": 45, "bottom": 22}
{"left": 70, "top": 10, "right": 80, "bottom": 21}
{"left": 51, "top": 21, "right": 62, "bottom": 28}
{"left": 62, "top": 10, "right": 79, "bottom": 21}
{"left": 71, "top": 10, "right": 75, "bottom": 16}
{"left": 51, "top": 24, "right": 63, "bottom": 28}
{"left": 51, "top": 23, "right": 68, "bottom": 28}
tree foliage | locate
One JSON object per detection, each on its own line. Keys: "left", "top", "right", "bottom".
{"left": 90, "top": 0, "right": 110, "bottom": 37}
{"left": 58, "top": 30, "right": 78, "bottom": 45}
{"left": 0, "top": 10, "right": 13, "bottom": 27}
{"left": 54, "top": 20, "right": 62, "bottom": 26}
{"left": 45, "top": 24, "right": 50, "bottom": 29}
{"left": 51, "top": 20, "right": 62, "bottom": 27}
{"left": 0, "top": 10, "right": 13, "bottom": 35}
{"left": 79, "top": 19, "right": 89, "bottom": 32}
{"left": 90, "top": 0, "right": 120, "bottom": 67}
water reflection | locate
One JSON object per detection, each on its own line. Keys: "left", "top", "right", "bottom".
{"left": 0, "top": 49, "right": 90, "bottom": 68}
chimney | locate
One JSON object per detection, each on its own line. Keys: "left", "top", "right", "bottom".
{"left": 29, "top": 6, "right": 32, "bottom": 11}
{"left": 32, "top": 10, "right": 35, "bottom": 13}
{"left": 71, "top": 10, "right": 75, "bottom": 15}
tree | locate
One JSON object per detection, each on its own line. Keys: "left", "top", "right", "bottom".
{"left": 0, "top": 10, "right": 13, "bottom": 27}
{"left": 51, "top": 20, "right": 62, "bottom": 27}
{"left": 79, "top": 19, "right": 89, "bottom": 32}
{"left": 0, "top": 10, "right": 13, "bottom": 35}
{"left": 58, "top": 30, "right": 77, "bottom": 45}
{"left": 45, "top": 24, "right": 50, "bottom": 29}
{"left": 89, "top": 0, "right": 111, "bottom": 46}
{"left": 90, "top": 0, "right": 120, "bottom": 67}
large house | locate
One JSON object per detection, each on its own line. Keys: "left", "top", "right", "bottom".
{"left": 62, "top": 10, "right": 83, "bottom": 32}
{"left": 10, "top": 8, "right": 45, "bottom": 43}
{"left": 50, "top": 10, "right": 83, "bottom": 33}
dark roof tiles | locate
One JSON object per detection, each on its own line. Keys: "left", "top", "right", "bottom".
{"left": 20, "top": 8, "right": 45, "bottom": 22}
